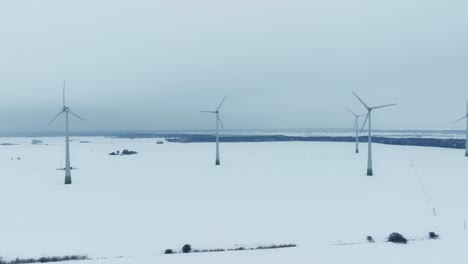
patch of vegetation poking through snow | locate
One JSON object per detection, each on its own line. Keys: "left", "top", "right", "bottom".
{"left": 335, "top": 232, "right": 440, "bottom": 246}
{"left": 164, "top": 249, "right": 175, "bottom": 254}
{"left": 164, "top": 244, "right": 297, "bottom": 255}
{"left": 182, "top": 244, "right": 192, "bottom": 253}
{"left": 388, "top": 233, "right": 408, "bottom": 244}
{"left": 0, "top": 255, "right": 88, "bottom": 264}
{"left": 429, "top": 232, "right": 440, "bottom": 240}
{"left": 108, "top": 149, "right": 138, "bottom": 156}
{"left": 254, "top": 244, "right": 297, "bottom": 250}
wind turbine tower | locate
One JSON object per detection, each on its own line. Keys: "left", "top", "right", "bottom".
{"left": 353, "top": 92, "right": 396, "bottom": 176}
{"left": 48, "top": 81, "right": 85, "bottom": 184}
{"left": 201, "top": 96, "right": 227, "bottom": 166}
{"left": 347, "top": 108, "right": 366, "bottom": 153}
{"left": 453, "top": 100, "right": 468, "bottom": 157}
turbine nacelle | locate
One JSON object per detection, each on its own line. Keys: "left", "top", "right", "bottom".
{"left": 201, "top": 96, "right": 227, "bottom": 131}
{"left": 353, "top": 92, "right": 396, "bottom": 133}
{"left": 347, "top": 108, "right": 366, "bottom": 118}
{"left": 48, "top": 83, "right": 85, "bottom": 126}
{"left": 201, "top": 110, "right": 219, "bottom": 114}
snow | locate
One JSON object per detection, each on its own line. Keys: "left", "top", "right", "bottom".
{"left": 0, "top": 137, "right": 467, "bottom": 263}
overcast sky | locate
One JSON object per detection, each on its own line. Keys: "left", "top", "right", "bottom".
{"left": 0, "top": 0, "right": 467, "bottom": 132}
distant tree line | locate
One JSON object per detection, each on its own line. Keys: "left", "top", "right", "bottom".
{"left": 0, "top": 255, "right": 88, "bottom": 264}
{"left": 166, "top": 135, "right": 466, "bottom": 149}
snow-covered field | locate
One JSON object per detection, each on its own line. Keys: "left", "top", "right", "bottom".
{"left": 0, "top": 137, "right": 467, "bottom": 263}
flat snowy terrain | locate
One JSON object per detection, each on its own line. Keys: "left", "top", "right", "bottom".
{"left": 0, "top": 138, "right": 467, "bottom": 263}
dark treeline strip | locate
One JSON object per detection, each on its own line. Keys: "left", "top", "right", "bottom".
{"left": 165, "top": 244, "right": 297, "bottom": 255}
{"left": 0, "top": 255, "right": 88, "bottom": 264}
{"left": 165, "top": 135, "right": 465, "bottom": 150}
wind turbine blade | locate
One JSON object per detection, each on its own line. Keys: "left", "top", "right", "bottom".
{"left": 63, "top": 80, "right": 66, "bottom": 107}
{"left": 360, "top": 113, "right": 369, "bottom": 133}
{"left": 68, "top": 110, "right": 85, "bottom": 121}
{"left": 218, "top": 115, "right": 225, "bottom": 130}
{"left": 353, "top": 119, "right": 357, "bottom": 130}
{"left": 453, "top": 116, "right": 467, "bottom": 124}
{"left": 352, "top": 92, "right": 369, "bottom": 109}
{"left": 201, "top": 111, "right": 217, "bottom": 113}
{"left": 216, "top": 96, "right": 227, "bottom": 111}
{"left": 347, "top": 108, "right": 357, "bottom": 117}
{"left": 372, "top": 103, "right": 397, "bottom": 110}
{"left": 48, "top": 110, "right": 65, "bottom": 126}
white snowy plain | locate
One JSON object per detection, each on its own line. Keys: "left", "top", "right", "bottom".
{"left": 0, "top": 137, "right": 467, "bottom": 263}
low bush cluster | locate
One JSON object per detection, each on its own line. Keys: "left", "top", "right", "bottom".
{"left": 429, "top": 232, "right": 439, "bottom": 240}
{"left": 0, "top": 255, "right": 88, "bottom": 264}
{"left": 109, "top": 149, "right": 138, "bottom": 156}
{"left": 255, "top": 244, "right": 297, "bottom": 250}
{"left": 164, "top": 243, "right": 297, "bottom": 255}
{"left": 182, "top": 244, "right": 192, "bottom": 254}
{"left": 388, "top": 233, "right": 408, "bottom": 244}
{"left": 193, "top": 249, "right": 225, "bottom": 253}
{"left": 365, "top": 231, "right": 440, "bottom": 244}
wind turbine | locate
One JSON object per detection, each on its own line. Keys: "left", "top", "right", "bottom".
{"left": 347, "top": 108, "right": 366, "bottom": 153}
{"left": 201, "top": 96, "right": 227, "bottom": 166}
{"left": 453, "top": 100, "right": 468, "bottom": 157}
{"left": 353, "top": 92, "right": 396, "bottom": 176}
{"left": 48, "top": 81, "right": 85, "bottom": 184}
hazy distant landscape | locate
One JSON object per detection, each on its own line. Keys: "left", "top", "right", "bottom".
{"left": 1, "top": 129, "right": 466, "bottom": 139}
{"left": 1, "top": 129, "right": 465, "bottom": 150}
